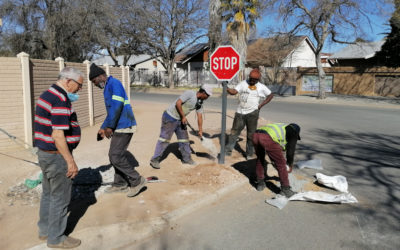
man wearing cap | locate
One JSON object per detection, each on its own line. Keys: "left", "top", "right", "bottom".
{"left": 252, "top": 123, "right": 301, "bottom": 197}
{"left": 89, "top": 63, "right": 146, "bottom": 198}
{"left": 150, "top": 85, "right": 212, "bottom": 169}
{"left": 225, "top": 68, "right": 274, "bottom": 160}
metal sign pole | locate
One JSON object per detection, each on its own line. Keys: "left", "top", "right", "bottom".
{"left": 219, "top": 81, "right": 228, "bottom": 164}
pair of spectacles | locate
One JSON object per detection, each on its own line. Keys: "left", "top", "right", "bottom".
{"left": 69, "top": 78, "right": 83, "bottom": 88}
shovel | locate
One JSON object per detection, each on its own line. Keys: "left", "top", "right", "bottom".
{"left": 186, "top": 122, "right": 218, "bottom": 157}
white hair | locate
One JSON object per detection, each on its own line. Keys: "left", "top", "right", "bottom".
{"left": 58, "top": 67, "right": 84, "bottom": 82}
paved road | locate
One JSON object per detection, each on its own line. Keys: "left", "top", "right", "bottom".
{"left": 131, "top": 92, "right": 400, "bottom": 250}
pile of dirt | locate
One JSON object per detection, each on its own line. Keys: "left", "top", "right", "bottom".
{"left": 178, "top": 163, "right": 242, "bottom": 186}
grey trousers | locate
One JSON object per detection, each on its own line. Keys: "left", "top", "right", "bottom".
{"left": 37, "top": 150, "right": 72, "bottom": 245}
{"left": 109, "top": 132, "right": 141, "bottom": 187}
{"left": 225, "top": 109, "right": 259, "bottom": 156}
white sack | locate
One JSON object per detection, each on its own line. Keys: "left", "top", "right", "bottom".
{"left": 289, "top": 191, "right": 358, "bottom": 203}
{"left": 297, "top": 159, "right": 323, "bottom": 170}
{"left": 201, "top": 137, "right": 218, "bottom": 157}
{"left": 265, "top": 195, "right": 289, "bottom": 209}
{"left": 315, "top": 173, "right": 348, "bottom": 193}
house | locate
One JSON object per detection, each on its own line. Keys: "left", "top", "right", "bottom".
{"left": 92, "top": 54, "right": 166, "bottom": 85}
{"left": 246, "top": 36, "right": 319, "bottom": 68}
{"left": 174, "top": 43, "right": 209, "bottom": 86}
{"left": 329, "top": 40, "right": 384, "bottom": 66}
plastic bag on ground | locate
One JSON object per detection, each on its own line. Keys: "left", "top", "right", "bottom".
{"left": 315, "top": 173, "right": 348, "bottom": 193}
{"left": 265, "top": 195, "right": 289, "bottom": 209}
{"left": 296, "top": 159, "right": 323, "bottom": 170}
{"left": 201, "top": 137, "right": 218, "bottom": 157}
{"left": 289, "top": 191, "right": 358, "bottom": 203}
{"left": 24, "top": 172, "right": 43, "bottom": 189}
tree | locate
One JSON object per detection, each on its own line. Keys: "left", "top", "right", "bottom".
{"left": 0, "top": 0, "right": 103, "bottom": 61}
{"left": 275, "top": 0, "right": 386, "bottom": 99}
{"left": 208, "top": 0, "right": 222, "bottom": 85}
{"left": 141, "top": 0, "right": 208, "bottom": 88}
{"left": 375, "top": 0, "right": 400, "bottom": 67}
{"left": 221, "top": 0, "right": 263, "bottom": 82}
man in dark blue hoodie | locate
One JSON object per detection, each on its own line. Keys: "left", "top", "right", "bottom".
{"left": 89, "top": 63, "right": 146, "bottom": 198}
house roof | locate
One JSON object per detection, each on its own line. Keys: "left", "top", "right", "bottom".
{"left": 175, "top": 43, "right": 208, "bottom": 64}
{"left": 246, "top": 36, "right": 315, "bottom": 67}
{"left": 329, "top": 40, "right": 385, "bottom": 59}
{"left": 92, "top": 54, "right": 154, "bottom": 66}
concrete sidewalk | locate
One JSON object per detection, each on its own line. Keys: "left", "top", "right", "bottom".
{"left": 1, "top": 101, "right": 256, "bottom": 250}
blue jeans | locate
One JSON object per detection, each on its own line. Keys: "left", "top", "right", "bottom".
{"left": 37, "top": 150, "right": 72, "bottom": 245}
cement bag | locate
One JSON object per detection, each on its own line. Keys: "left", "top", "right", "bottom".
{"left": 265, "top": 195, "right": 289, "bottom": 209}
{"left": 289, "top": 191, "right": 358, "bottom": 204}
{"left": 315, "top": 173, "right": 348, "bottom": 193}
{"left": 297, "top": 159, "right": 323, "bottom": 170}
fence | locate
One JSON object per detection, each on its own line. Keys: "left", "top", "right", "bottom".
{"left": 0, "top": 53, "right": 130, "bottom": 152}
{"left": 132, "top": 69, "right": 210, "bottom": 87}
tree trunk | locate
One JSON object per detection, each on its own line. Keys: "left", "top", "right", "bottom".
{"left": 316, "top": 52, "right": 326, "bottom": 99}
{"left": 167, "top": 62, "right": 174, "bottom": 89}
{"left": 208, "top": 0, "right": 222, "bottom": 86}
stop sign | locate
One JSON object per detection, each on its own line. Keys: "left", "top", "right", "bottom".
{"left": 210, "top": 46, "right": 241, "bottom": 81}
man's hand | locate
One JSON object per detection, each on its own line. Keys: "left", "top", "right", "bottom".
{"left": 198, "top": 130, "right": 203, "bottom": 138}
{"left": 66, "top": 161, "right": 79, "bottom": 179}
{"left": 181, "top": 116, "right": 188, "bottom": 125}
{"left": 287, "top": 164, "right": 293, "bottom": 173}
{"left": 97, "top": 129, "right": 105, "bottom": 141}
{"left": 104, "top": 128, "right": 113, "bottom": 139}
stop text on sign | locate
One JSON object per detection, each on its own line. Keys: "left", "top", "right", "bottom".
{"left": 212, "top": 57, "right": 238, "bottom": 70}
{"left": 209, "top": 46, "right": 241, "bottom": 81}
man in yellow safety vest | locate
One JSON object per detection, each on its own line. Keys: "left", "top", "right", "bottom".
{"left": 252, "top": 123, "right": 301, "bottom": 197}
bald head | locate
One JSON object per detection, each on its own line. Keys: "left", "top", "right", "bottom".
{"left": 249, "top": 68, "right": 261, "bottom": 80}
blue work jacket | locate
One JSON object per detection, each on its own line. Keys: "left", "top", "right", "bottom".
{"left": 101, "top": 76, "right": 136, "bottom": 130}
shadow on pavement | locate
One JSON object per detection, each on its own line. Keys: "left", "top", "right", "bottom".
{"left": 65, "top": 164, "right": 112, "bottom": 235}
{"left": 298, "top": 128, "right": 400, "bottom": 247}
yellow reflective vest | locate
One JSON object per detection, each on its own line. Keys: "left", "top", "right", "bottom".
{"left": 258, "top": 123, "right": 287, "bottom": 150}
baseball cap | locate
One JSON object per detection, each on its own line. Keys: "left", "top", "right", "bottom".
{"left": 201, "top": 84, "right": 213, "bottom": 96}
{"left": 288, "top": 123, "right": 301, "bottom": 140}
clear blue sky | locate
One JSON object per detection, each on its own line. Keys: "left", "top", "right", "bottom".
{"left": 255, "top": 3, "right": 394, "bottom": 53}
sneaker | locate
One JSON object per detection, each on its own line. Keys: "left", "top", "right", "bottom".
{"left": 150, "top": 158, "right": 160, "bottom": 169}
{"left": 182, "top": 159, "right": 197, "bottom": 165}
{"left": 47, "top": 236, "right": 81, "bottom": 249}
{"left": 256, "top": 179, "right": 266, "bottom": 191}
{"left": 280, "top": 186, "right": 296, "bottom": 198}
{"left": 104, "top": 185, "right": 128, "bottom": 193}
{"left": 127, "top": 177, "right": 147, "bottom": 197}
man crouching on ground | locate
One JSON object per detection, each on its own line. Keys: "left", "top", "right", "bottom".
{"left": 150, "top": 85, "right": 213, "bottom": 169}
{"left": 89, "top": 63, "right": 146, "bottom": 198}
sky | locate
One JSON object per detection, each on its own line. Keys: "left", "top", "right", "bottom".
{"left": 255, "top": 1, "right": 394, "bottom": 53}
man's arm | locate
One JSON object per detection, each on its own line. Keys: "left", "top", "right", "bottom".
{"left": 175, "top": 99, "right": 187, "bottom": 124}
{"left": 258, "top": 94, "right": 274, "bottom": 110}
{"left": 226, "top": 88, "right": 238, "bottom": 95}
{"left": 285, "top": 138, "right": 297, "bottom": 173}
{"left": 197, "top": 112, "right": 203, "bottom": 138}
{"left": 52, "top": 129, "right": 78, "bottom": 178}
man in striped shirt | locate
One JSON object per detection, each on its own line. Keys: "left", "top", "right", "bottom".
{"left": 34, "top": 67, "right": 83, "bottom": 248}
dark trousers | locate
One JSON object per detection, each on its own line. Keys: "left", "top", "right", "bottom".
{"left": 109, "top": 132, "right": 141, "bottom": 187}
{"left": 252, "top": 132, "right": 289, "bottom": 187}
{"left": 226, "top": 109, "right": 259, "bottom": 156}
{"left": 37, "top": 150, "right": 71, "bottom": 245}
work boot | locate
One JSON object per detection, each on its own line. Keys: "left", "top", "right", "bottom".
{"left": 39, "top": 235, "right": 48, "bottom": 240}
{"left": 256, "top": 179, "right": 266, "bottom": 191}
{"left": 150, "top": 158, "right": 161, "bottom": 169}
{"left": 280, "top": 186, "right": 296, "bottom": 198}
{"left": 182, "top": 159, "right": 197, "bottom": 165}
{"left": 47, "top": 236, "right": 81, "bottom": 249}
{"left": 104, "top": 184, "right": 128, "bottom": 193}
{"left": 127, "top": 176, "right": 147, "bottom": 197}
{"left": 246, "top": 154, "right": 256, "bottom": 160}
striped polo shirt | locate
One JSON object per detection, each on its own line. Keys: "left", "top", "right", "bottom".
{"left": 34, "top": 84, "right": 81, "bottom": 152}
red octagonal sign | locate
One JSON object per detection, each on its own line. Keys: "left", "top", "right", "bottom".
{"left": 210, "top": 46, "right": 241, "bottom": 81}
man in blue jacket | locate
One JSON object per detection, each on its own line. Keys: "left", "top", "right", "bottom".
{"left": 89, "top": 63, "right": 146, "bottom": 197}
